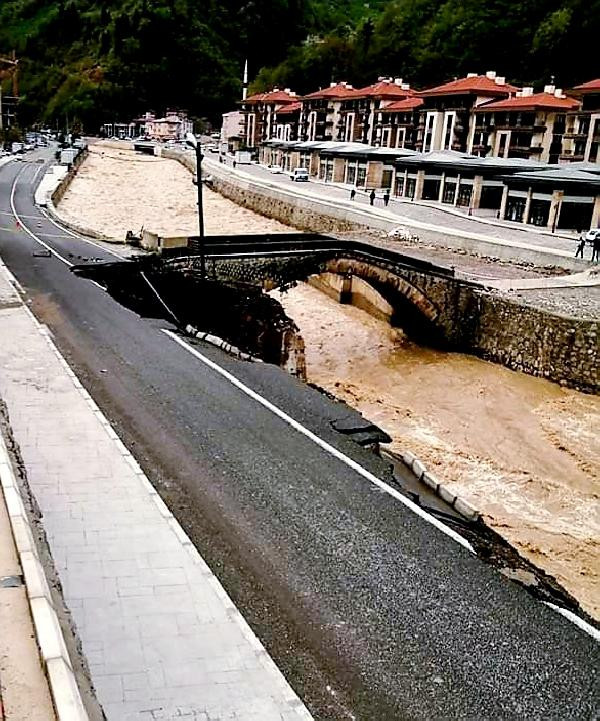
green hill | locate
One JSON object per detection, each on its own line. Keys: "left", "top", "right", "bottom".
{"left": 0, "top": 0, "right": 597, "bottom": 132}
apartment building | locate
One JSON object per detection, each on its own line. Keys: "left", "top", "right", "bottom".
{"left": 240, "top": 88, "right": 299, "bottom": 148}
{"left": 374, "top": 97, "right": 424, "bottom": 149}
{"left": 299, "top": 82, "right": 362, "bottom": 142}
{"left": 561, "top": 78, "right": 600, "bottom": 164}
{"left": 474, "top": 86, "right": 579, "bottom": 163}
{"left": 416, "top": 71, "right": 517, "bottom": 153}
{"left": 336, "top": 78, "right": 414, "bottom": 145}
{"left": 273, "top": 101, "right": 302, "bottom": 141}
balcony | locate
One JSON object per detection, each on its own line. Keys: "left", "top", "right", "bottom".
{"left": 563, "top": 131, "right": 588, "bottom": 139}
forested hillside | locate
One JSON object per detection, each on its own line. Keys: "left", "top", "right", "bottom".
{"left": 0, "top": 0, "right": 597, "bottom": 131}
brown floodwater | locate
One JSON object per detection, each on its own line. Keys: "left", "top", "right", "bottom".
{"left": 271, "top": 282, "right": 600, "bottom": 620}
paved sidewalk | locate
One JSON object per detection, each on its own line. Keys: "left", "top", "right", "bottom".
{"left": 0, "top": 262, "right": 311, "bottom": 720}
{"left": 204, "top": 155, "right": 584, "bottom": 262}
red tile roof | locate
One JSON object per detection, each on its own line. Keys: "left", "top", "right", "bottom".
{"left": 302, "top": 83, "right": 363, "bottom": 100}
{"left": 244, "top": 89, "right": 298, "bottom": 104}
{"left": 571, "top": 78, "right": 600, "bottom": 93}
{"left": 477, "top": 92, "right": 580, "bottom": 111}
{"left": 380, "top": 97, "right": 424, "bottom": 112}
{"left": 276, "top": 101, "right": 302, "bottom": 115}
{"left": 354, "top": 80, "right": 415, "bottom": 99}
{"left": 419, "top": 75, "right": 518, "bottom": 97}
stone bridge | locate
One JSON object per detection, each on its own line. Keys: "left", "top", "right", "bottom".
{"left": 163, "top": 240, "right": 598, "bottom": 392}
{"left": 165, "top": 243, "right": 477, "bottom": 347}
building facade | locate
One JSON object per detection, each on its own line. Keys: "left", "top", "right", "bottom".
{"left": 561, "top": 79, "right": 600, "bottom": 164}
{"left": 417, "top": 72, "right": 517, "bottom": 154}
{"left": 474, "top": 86, "right": 579, "bottom": 163}
{"left": 240, "top": 89, "right": 299, "bottom": 149}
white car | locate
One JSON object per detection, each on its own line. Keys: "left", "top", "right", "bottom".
{"left": 290, "top": 167, "right": 309, "bottom": 182}
{"left": 585, "top": 228, "right": 600, "bottom": 244}
{"left": 268, "top": 164, "right": 283, "bottom": 174}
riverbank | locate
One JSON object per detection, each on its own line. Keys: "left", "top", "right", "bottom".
{"left": 271, "top": 282, "right": 600, "bottom": 620}
{"left": 57, "top": 144, "right": 291, "bottom": 240}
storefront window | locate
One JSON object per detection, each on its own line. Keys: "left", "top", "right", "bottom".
{"left": 347, "top": 164, "right": 356, "bottom": 185}
{"left": 357, "top": 163, "right": 367, "bottom": 187}
{"left": 442, "top": 182, "right": 456, "bottom": 204}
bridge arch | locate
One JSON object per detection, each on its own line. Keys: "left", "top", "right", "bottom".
{"left": 319, "top": 258, "right": 444, "bottom": 345}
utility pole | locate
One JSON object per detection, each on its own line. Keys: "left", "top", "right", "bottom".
{"left": 185, "top": 132, "right": 206, "bottom": 278}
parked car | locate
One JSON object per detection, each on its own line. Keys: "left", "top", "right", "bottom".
{"left": 268, "top": 164, "right": 283, "bottom": 174}
{"left": 290, "top": 167, "right": 309, "bottom": 182}
{"left": 585, "top": 228, "right": 600, "bottom": 244}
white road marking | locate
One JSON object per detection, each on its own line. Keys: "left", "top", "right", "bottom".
{"left": 161, "top": 328, "right": 475, "bottom": 553}
{"left": 10, "top": 167, "right": 74, "bottom": 267}
{"left": 38, "top": 208, "right": 124, "bottom": 260}
{"left": 8, "top": 165, "right": 120, "bottom": 271}
{"left": 165, "top": 328, "right": 600, "bottom": 641}
{"left": 544, "top": 602, "right": 600, "bottom": 642}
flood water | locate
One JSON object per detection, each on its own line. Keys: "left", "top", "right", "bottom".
{"left": 272, "top": 282, "right": 600, "bottom": 620}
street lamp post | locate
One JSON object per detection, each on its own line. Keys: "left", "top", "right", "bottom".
{"left": 185, "top": 132, "right": 206, "bottom": 278}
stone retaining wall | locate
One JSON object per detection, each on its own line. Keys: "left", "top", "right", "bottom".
{"left": 197, "top": 255, "right": 599, "bottom": 392}
{"left": 472, "top": 294, "right": 598, "bottom": 392}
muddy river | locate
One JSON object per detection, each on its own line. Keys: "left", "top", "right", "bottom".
{"left": 59, "top": 142, "right": 599, "bottom": 620}
{"left": 58, "top": 144, "right": 291, "bottom": 239}
{"left": 272, "top": 283, "right": 600, "bottom": 620}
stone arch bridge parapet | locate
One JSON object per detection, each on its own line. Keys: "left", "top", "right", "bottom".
{"left": 162, "top": 249, "right": 598, "bottom": 392}
{"left": 165, "top": 250, "right": 473, "bottom": 347}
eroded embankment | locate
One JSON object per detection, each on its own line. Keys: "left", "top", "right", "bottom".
{"left": 271, "top": 282, "right": 600, "bottom": 621}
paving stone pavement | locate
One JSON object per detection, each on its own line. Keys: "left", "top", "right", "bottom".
{"left": 0, "top": 263, "right": 312, "bottom": 720}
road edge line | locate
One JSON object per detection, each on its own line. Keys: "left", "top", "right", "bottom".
{"left": 161, "top": 328, "right": 475, "bottom": 554}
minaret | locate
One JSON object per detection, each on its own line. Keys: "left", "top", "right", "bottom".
{"left": 242, "top": 59, "right": 248, "bottom": 100}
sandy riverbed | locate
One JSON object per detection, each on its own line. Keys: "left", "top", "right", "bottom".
{"left": 272, "top": 283, "right": 600, "bottom": 620}
{"left": 57, "top": 144, "right": 291, "bottom": 239}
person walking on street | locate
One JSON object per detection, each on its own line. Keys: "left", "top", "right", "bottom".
{"left": 350, "top": 188, "right": 356, "bottom": 201}
{"left": 575, "top": 232, "right": 586, "bottom": 259}
{"left": 369, "top": 189, "right": 376, "bottom": 206}
{"left": 383, "top": 191, "right": 390, "bottom": 207}
{"left": 593, "top": 235, "right": 600, "bottom": 262}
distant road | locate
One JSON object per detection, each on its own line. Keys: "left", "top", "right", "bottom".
{"left": 0, "top": 152, "right": 598, "bottom": 720}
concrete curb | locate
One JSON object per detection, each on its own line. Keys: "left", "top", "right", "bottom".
{"left": 0, "top": 434, "right": 89, "bottom": 721}
{"left": 399, "top": 450, "right": 481, "bottom": 522}
{"left": 45, "top": 198, "right": 123, "bottom": 244}
{"left": 185, "top": 323, "right": 263, "bottom": 363}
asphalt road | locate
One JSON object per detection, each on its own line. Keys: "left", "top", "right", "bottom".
{"left": 0, "top": 153, "right": 598, "bottom": 720}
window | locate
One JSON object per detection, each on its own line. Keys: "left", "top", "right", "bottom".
{"left": 381, "top": 128, "right": 391, "bottom": 147}
{"left": 442, "top": 112, "right": 456, "bottom": 150}
{"left": 346, "top": 163, "right": 356, "bottom": 185}
{"left": 395, "top": 175, "right": 405, "bottom": 196}
{"left": 396, "top": 128, "right": 406, "bottom": 148}
{"left": 356, "top": 163, "right": 367, "bottom": 187}
{"left": 424, "top": 113, "right": 437, "bottom": 152}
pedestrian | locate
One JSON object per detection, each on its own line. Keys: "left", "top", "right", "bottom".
{"left": 233, "top": 160, "right": 236, "bottom": 169}
{"left": 593, "top": 235, "right": 600, "bottom": 262}
{"left": 575, "top": 232, "right": 586, "bottom": 259}
{"left": 369, "top": 189, "right": 375, "bottom": 206}
{"left": 383, "top": 190, "right": 390, "bottom": 207}
{"left": 350, "top": 188, "right": 356, "bottom": 201}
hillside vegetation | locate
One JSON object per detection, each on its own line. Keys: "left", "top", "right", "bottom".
{"left": 0, "top": 0, "right": 597, "bottom": 131}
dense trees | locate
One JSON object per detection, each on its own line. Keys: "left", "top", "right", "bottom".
{"left": 0, "top": 0, "right": 597, "bottom": 131}
{"left": 253, "top": 0, "right": 600, "bottom": 93}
